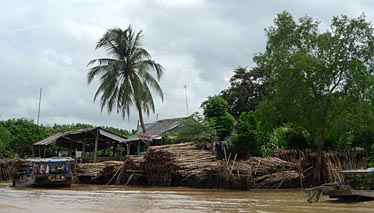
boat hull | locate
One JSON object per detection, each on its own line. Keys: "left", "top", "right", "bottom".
{"left": 13, "top": 174, "right": 73, "bottom": 187}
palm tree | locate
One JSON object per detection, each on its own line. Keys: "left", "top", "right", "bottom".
{"left": 87, "top": 26, "right": 164, "bottom": 132}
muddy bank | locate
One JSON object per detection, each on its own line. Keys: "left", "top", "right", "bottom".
{"left": 73, "top": 142, "right": 365, "bottom": 189}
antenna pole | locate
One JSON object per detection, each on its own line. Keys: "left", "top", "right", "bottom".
{"left": 184, "top": 85, "right": 189, "bottom": 116}
{"left": 37, "top": 88, "right": 42, "bottom": 126}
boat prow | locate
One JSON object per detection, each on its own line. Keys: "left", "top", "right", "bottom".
{"left": 306, "top": 168, "right": 374, "bottom": 202}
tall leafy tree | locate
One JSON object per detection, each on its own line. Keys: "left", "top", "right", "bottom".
{"left": 201, "top": 96, "right": 235, "bottom": 140}
{"left": 87, "top": 26, "right": 164, "bottom": 132}
{"left": 220, "top": 67, "right": 272, "bottom": 119}
{"left": 254, "top": 12, "right": 374, "bottom": 184}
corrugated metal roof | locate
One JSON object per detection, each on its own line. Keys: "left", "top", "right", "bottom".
{"left": 99, "top": 129, "right": 127, "bottom": 142}
{"left": 123, "top": 117, "right": 186, "bottom": 143}
{"left": 33, "top": 127, "right": 127, "bottom": 146}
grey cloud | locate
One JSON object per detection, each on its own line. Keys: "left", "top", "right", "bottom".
{"left": 1, "top": 0, "right": 373, "bottom": 130}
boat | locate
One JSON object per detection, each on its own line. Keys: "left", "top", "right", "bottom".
{"left": 13, "top": 157, "right": 75, "bottom": 187}
{"left": 306, "top": 168, "right": 374, "bottom": 202}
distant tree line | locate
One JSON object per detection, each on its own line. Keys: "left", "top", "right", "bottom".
{"left": 0, "top": 118, "right": 134, "bottom": 158}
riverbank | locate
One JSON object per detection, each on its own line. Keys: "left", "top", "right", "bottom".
{"left": 3, "top": 142, "right": 365, "bottom": 190}
{"left": 73, "top": 142, "right": 365, "bottom": 189}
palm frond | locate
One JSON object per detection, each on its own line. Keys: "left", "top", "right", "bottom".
{"left": 87, "top": 25, "right": 164, "bottom": 124}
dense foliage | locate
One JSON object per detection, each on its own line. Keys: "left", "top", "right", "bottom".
{"left": 254, "top": 12, "right": 374, "bottom": 153}
{"left": 0, "top": 118, "right": 132, "bottom": 157}
{"left": 201, "top": 96, "right": 235, "bottom": 141}
{"left": 217, "top": 12, "right": 374, "bottom": 169}
{"left": 220, "top": 67, "right": 272, "bottom": 120}
{"left": 230, "top": 112, "right": 264, "bottom": 158}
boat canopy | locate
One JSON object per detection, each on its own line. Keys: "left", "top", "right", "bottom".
{"left": 25, "top": 157, "right": 75, "bottom": 165}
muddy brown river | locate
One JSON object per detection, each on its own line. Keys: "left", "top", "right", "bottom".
{"left": 0, "top": 182, "right": 373, "bottom": 212}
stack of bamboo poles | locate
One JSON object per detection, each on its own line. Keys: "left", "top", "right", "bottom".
{"left": 107, "top": 156, "right": 146, "bottom": 185}
{"left": 7, "top": 159, "right": 29, "bottom": 179}
{"left": 142, "top": 143, "right": 365, "bottom": 189}
{"left": 75, "top": 161, "right": 124, "bottom": 184}
{"left": 0, "top": 159, "right": 17, "bottom": 181}
{"left": 276, "top": 149, "right": 365, "bottom": 186}
{"left": 75, "top": 157, "right": 146, "bottom": 185}
{"left": 224, "top": 157, "right": 302, "bottom": 189}
{"left": 144, "top": 142, "right": 221, "bottom": 187}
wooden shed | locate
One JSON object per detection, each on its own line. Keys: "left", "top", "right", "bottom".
{"left": 32, "top": 127, "right": 127, "bottom": 163}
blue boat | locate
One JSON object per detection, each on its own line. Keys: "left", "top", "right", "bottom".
{"left": 13, "top": 157, "right": 75, "bottom": 187}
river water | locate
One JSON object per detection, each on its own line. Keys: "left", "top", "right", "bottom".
{"left": 0, "top": 182, "right": 373, "bottom": 213}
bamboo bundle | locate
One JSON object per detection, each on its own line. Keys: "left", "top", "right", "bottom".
{"left": 75, "top": 161, "right": 124, "bottom": 184}
{"left": 124, "top": 155, "right": 145, "bottom": 171}
{"left": 144, "top": 142, "right": 221, "bottom": 187}
{"left": 252, "top": 170, "right": 301, "bottom": 189}
{"left": 276, "top": 149, "right": 365, "bottom": 185}
{"left": 109, "top": 156, "right": 146, "bottom": 185}
{"left": 225, "top": 157, "right": 302, "bottom": 189}
{"left": 0, "top": 159, "right": 16, "bottom": 180}
{"left": 8, "top": 158, "right": 30, "bottom": 178}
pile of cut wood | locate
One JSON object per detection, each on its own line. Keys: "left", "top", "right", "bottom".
{"left": 275, "top": 149, "right": 365, "bottom": 186}
{"left": 110, "top": 155, "right": 146, "bottom": 185}
{"left": 228, "top": 157, "right": 302, "bottom": 189}
{"left": 144, "top": 142, "right": 221, "bottom": 187}
{"left": 142, "top": 143, "right": 365, "bottom": 189}
{"left": 0, "top": 159, "right": 22, "bottom": 181}
{"left": 75, "top": 161, "right": 124, "bottom": 184}
{"left": 6, "top": 159, "right": 30, "bottom": 179}
{"left": 74, "top": 156, "right": 146, "bottom": 185}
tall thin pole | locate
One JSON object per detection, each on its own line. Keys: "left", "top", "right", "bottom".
{"left": 37, "top": 88, "right": 42, "bottom": 126}
{"left": 184, "top": 85, "right": 189, "bottom": 116}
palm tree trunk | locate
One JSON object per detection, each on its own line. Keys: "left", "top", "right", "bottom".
{"left": 136, "top": 103, "right": 146, "bottom": 133}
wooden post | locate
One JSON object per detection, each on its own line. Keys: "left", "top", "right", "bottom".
{"left": 112, "top": 143, "right": 116, "bottom": 158}
{"left": 127, "top": 143, "right": 130, "bottom": 156}
{"left": 94, "top": 128, "right": 99, "bottom": 163}
{"left": 82, "top": 141, "right": 86, "bottom": 158}
{"left": 70, "top": 140, "right": 72, "bottom": 157}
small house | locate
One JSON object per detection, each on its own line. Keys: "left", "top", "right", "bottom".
{"left": 123, "top": 117, "right": 187, "bottom": 155}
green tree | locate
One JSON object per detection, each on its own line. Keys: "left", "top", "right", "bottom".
{"left": 201, "top": 96, "right": 235, "bottom": 140}
{"left": 163, "top": 113, "right": 219, "bottom": 144}
{"left": 0, "top": 124, "right": 12, "bottom": 156}
{"left": 230, "top": 111, "right": 263, "bottom": 158}
{"left": 254, "top": 12, "right": 374, "bottom": 184}
{"left": 220, "top": 67, "right": 272, "bottom": 119}
{"left": 48, "top": 123, "right": 93, "bottom": 135}
{"left": 87, "top": 26, "right": 164, "bottom": 132}
{"left": 1, "top": 118, "right": 48, "bottom": 157}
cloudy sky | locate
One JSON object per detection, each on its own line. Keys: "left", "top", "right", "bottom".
{"left": 1, "top": 0, "right": 373, "bottom": 131}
